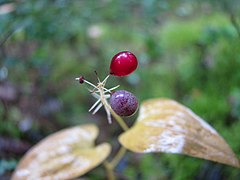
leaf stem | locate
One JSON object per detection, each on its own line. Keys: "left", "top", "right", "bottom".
{"left": 109, "top": 147, "right": 126, "bottom": 169}
{"left": 104, "top": 147, "right": 127, "bottom": 180}
{"left": 104, "top": 162, "right": 115, "bottom": 180}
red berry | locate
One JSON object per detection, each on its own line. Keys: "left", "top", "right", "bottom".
{"left": 110, "top": 90, "right": 138, "bottom": 117}
{"left": 110, "top": 51, "right": 138, "bottom": 76}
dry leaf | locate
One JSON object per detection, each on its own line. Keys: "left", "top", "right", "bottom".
{"left": 119, "top": 98, "right": 240, "bottom": 168}
{"left": 12, "top": 124, "right": 111, "bottom": 180}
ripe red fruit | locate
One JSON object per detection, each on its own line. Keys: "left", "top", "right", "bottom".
{"left": 110, "top": 51, "right": 138, "bottom": 76}
{"left": 109, "top": 90, "right": 138, "bottom": 117}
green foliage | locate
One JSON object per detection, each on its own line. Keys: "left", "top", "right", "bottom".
{"left": 0, "top": 159, "right": 17, "bottom": 176}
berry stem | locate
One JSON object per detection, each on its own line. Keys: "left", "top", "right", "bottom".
{"left": 98, "top": 81, "right": 129, "bottom": 130}
{"left": 88, "top": 99, "right": 101, "bottom": 112}
{"left": 108, "top": 104, "right": 129, "bottom": 131}
{"left": 108, "top": 85, "right": 120, "bottom": 92}
{"left": 102, "top": 74, "right": 110, "bottom": 84}
{"left": 83, "top": 79, "right": 98, "bottom": 89}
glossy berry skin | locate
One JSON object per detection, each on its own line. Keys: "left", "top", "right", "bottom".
{"left": 110, "top": 51, "right": 138, "bottom": 76}
{"left": 110, "top": 90, "right": 138, "bottom": 117}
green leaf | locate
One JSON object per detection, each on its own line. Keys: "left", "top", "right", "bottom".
{"left": 119, "top": 98, "right": 240, "bottom": 168}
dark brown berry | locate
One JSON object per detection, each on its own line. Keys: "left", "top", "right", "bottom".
{"left": 79, "top": 76, "right": 85, "bottom": 84}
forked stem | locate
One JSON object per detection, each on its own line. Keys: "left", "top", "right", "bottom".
{"left": 104, "top": 147, "right": 127, "bottom": 180}
{"left": 102, "top": 104, "right": 128, "bottom": 179}
{"left": 99, "top": 87, "right": 128, "bottom": 179}
{"left": 76, "top": 75, "right": 129, "bottom": 179}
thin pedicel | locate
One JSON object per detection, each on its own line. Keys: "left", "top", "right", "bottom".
{"left": 75, "top": 74, "right": 119, "bottom": 124}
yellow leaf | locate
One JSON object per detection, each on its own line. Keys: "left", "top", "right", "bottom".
{"left": 119, "top": 98, "right": 240, "bottom": 168}
{"left": 12, "top": 124, "right": 111, "bottom": 180}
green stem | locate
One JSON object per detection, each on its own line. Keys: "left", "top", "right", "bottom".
{"left": 104, "top": 147, "right": 127, "bottom": 180}
{"left": 104, "top": 161, "right": 115, "bottom": 180}
{"left": 98, "top": 80, "right": 129, "bottom": 179}
{"left": 99, "top": 84, "right": 129, "bottom": 131}
{"left": 102, "top": 105, "right": 128, "bottom": 180}
{"left": 106, "top": 103, "right": 129, "bottom": 131}
{"left": 110, "top": 147, "right": 126, "bottom": 169}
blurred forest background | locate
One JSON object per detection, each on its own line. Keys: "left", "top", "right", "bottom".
{"left": 1, "top": 0, "right": 240, "bottom": 179}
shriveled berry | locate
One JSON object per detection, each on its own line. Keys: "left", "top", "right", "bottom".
{"left": 110, "top": 51, "right": 138, "bottom": 76}
{"left": 78, "top": 76, "right": 85, "bottom": 84}
{"left": 110, "top": 90, "right": 138, "bottom": 117}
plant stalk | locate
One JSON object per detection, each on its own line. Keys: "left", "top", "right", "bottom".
{"left": 104, "top": 162, "right": 116, "bottom": 180}
{"left": 99, "top": 84, "right": 129, "bottom": 131}
{"left": 97, "top": 78, "right": 129, "bottom": 179}
{"left": 110, "top": 147, "right": 126, "bottom": 169}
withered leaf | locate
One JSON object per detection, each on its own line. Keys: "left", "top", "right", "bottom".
{"left": 119, "top": 98, "right": 240, "bottom": 168}
{"left": 12, "top": 124, "right": 111, "bottom": 180}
